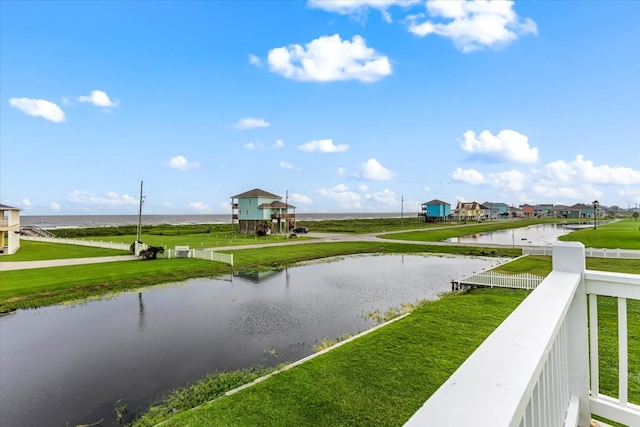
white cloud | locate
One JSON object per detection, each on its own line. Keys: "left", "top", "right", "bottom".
{"left": 244, "top": 142, "right": 264, "bottom": 151}
{"left": 460, "top": 129, "right": 538, "bottom": 163}
{"left": 9, "top": 97, "right": 65, "bottom": 122}
{"left": 187, "top": 201, "right": 210, "bottom": 212}
{"left": 268, "top": 34, "right": 392, "bottom": 83}
{"left": 544, "top": 155, "right": 640, "bottom": 185}
{"left": 372, "top": 189, "right": 397, "bottom": 205}
{"left": 424, "top": 186, "right": 431, "bottom": 192}
{"left": 337, "top": 167, "right": 346, "bottom": 175}
{"left": 166, "top": 155, "right": 201, "bottom": 170}
{"left": 487, "top": 169, "right": 526, "bottom": 192}
{"left": 358, "top": 184, "right": 368, "bottom": 192}
{"left": 451, "top": 167, "right": 485, "bottom": 184}
{"left": 234, "top": 117, "right": 270, "bottom": 130}
{"left": 408, "top": 0, "right": 537, "bottom": 52}
{"left": 298, "top": 138, "right": 350, "bottom": 153}
{"left": 317, "top": 184, "right": 362, "bottom": 209}
{"left": 361, "top": 158, "right": 394, "bottom": 181}
{"left": 50, "top": 202, "right": 61, "bottom": 212}
{"left": 273, "top": 139, "right": 284, "bottom": 148}
{"left": 619, "top": 187, "right": 640, "bottom": 203}
{"left": 308, "top": 0, "right": 419, "bottom": 23}
{"left": 450, "top": 154, "right": 640, "bottom": 205}
{"left": 290, "top": 193, "right": 313, "bottom": 205}
{"left": 69, "top": 190, "right": 138, "bottom": 207}
{"left": 248, "top": 54, "right": 262, "bottom": 67}
{"left": 78, "top": 90, "right": 118, "bottom": 108}
{"left": 279, "top": 160, "right": 298, "bottom": 170}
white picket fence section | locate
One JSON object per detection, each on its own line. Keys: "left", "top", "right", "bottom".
{"left": 21, "top": 235, "right": 135, "bottom": 252}
{"left": 163, "top": 248, "right": 233, "bottom": 266}
{"left": 523, "top": 246, "right": 640, "bottom": 259}
{"left": 457, "top": 271, "right": 545, "bottom": 290}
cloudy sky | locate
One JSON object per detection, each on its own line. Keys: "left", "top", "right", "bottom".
{"left": 2, "top": 0, "right": 639, "bottom": 215}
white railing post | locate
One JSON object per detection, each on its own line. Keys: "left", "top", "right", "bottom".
{"left": 553, "top": 242, "right": 590, "bottom": 426}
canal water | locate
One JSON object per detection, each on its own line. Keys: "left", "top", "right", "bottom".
{"left": 446, "top": 223, "right": 575, "bottom": 246}
{"left": 0, "top": 254, "right": 506, "bottom": 426}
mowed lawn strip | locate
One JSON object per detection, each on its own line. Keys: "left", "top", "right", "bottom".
{"left": 0, "top": 240, "right": 129, "bottom": 261}
{"left": 137, "top": 288, "right": 529, "bottom": 427}
{"left": 558, "top": 218, "right": 640, "bottom": 249}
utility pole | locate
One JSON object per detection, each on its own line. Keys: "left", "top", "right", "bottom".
{"left": 136, "top": 180, "right": 144, "bottom": 242}
{"left": 285, "top": 190, "right": 289, "bottom": 237}
{"left": 401, "top": 195, "right": 404, "bottom": 229}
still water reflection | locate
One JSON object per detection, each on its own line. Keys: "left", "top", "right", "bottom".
{"left": 446, "top": 223, "right": 574, "bottom": 246}
{"left": 1, "top": 254, "right": 505, "bottom": 426}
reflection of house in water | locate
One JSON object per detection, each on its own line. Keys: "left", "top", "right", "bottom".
{"left": 233, "top": 269, "right": 283, "bottom": 283}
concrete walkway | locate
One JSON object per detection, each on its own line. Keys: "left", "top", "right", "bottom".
{"left": 0, "top": 255, "right": 140, "bottom": 271}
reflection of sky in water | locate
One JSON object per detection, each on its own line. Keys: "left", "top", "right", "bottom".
{"left": 447, "top": 223, "right": 574, "bottom": 246}
{"left": 1, "top": 254, "right": 505, "bottom": 427}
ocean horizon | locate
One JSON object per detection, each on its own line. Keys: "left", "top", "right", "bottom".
{"left": 21, "top": 212, "right": 407, "bottom": 229}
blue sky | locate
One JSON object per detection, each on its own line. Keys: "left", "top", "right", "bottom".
{"left": 2, "top": 0, "right": 639, "bottom": 215}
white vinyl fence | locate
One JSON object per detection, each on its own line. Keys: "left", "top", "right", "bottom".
{"left": 456, "top": 271, "right": 545, "bottom": 290}
{"left": 407, "top": 243, "right": 640, "bottom": 427}
{"left": 21, "top": 235, "right": 137, "bottom": 252}
{"left": 163, "top": 248, "right": 233, "bottom": 266}
{"left": 523, "top": 246, "right": 640, "bottom": 259}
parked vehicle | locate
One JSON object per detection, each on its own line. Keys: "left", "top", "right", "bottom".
{"left": 292, "top": 227, "right": 309, "bottom": 234}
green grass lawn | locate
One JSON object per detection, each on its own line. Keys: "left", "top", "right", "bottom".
{"left": 493, "top": 255, "right": 640, "bottom": 276}
{"left": 0, "top": 240, "right": 129, "bottom": 261}
{"left": 559, "top": 218, "right": 640, "bottom": 249}
{"left": 131, "top": 288, "right": 530, "bottom": 427}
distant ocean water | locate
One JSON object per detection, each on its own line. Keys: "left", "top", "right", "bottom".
{"left": 21, "top": 213, "right": 404, "bottom": 229}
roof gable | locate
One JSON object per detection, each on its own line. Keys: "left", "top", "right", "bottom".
{"left": 232, "top": 188, "right": 281, "bottom": 199}
{"left": 424, "top": 199, "right": 450, "bottom": 206}
{"left": 0, "top": 204, "right": 20, "bottom": 210}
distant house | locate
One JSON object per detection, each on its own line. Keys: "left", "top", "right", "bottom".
{"left": 553, "top": 203, "right": 594, "bottom": 219}
{"left": 508, "top": 205, "right": 524, "bottom": 218}
{"left": 420, "top": 199, "right": 451, "bottom": 222}
{"left": 478, "top": 203, "right": 490, "bottom": 219}
{"left": 0, "top": 204, "right": 21, "bottom": 255}
{"left": 231, "top": 188, "right": 296, "bottom": 234}
{"left": 534, "top": 204, "right": 553, "bottom": 217}
{"left": 454, "top": 201, "right": 482, "bottom": 221}
{"left": 520, "top": 204, "right": 535, "bottom": 217}
{"left": 482, "top": 202, "right": 509, "bottom": 218}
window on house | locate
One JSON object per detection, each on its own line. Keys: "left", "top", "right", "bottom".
{"left": 246, "top": 210, "right": 248, "bottom": 215}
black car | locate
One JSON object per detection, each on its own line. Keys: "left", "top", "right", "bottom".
{"left": 292, "top": 227, "right": 309, "bottom": 234}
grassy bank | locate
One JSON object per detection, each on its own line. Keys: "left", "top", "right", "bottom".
{"left": 559, "top": 218, "right": 640, "bottom": 249}
{"left": 132, "top": 289, "right": 638, "bottom": 427}
{"left": 131, "top": 288, "right": 529, "bottom": 427}
{"left": 0, "top": 240, "right": 129, "bottom": 261}
{"left": 493, "top": 255, "right": 640, "bottom": 276}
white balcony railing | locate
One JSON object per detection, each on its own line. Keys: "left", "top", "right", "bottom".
{"left": 405, "top": 242, "right": 640, "bottom": 427}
